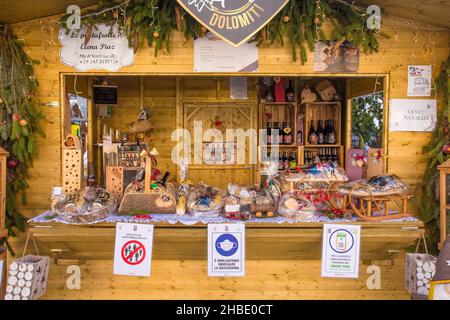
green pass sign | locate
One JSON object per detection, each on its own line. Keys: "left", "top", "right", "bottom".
{"left": 177, "top": 0, "right": 289, "bottom": 46}
{"left": 321, "top": 224, "right": 361, "bottom": 278}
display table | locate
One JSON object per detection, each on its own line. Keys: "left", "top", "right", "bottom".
{"left": 29, "top": 211, "right": 424, "bottom": 263}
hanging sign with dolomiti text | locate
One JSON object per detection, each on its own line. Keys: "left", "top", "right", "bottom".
{"left": 177, "top": 0, "right": 289, "bottom": 46}
{"left": 59, "top": 24, "right": 135, "bottom": 72}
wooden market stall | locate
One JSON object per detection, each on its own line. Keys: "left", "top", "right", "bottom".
{"left": 1, "top": 0, "right": 449, "bottom": 300}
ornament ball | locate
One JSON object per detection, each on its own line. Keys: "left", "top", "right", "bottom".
{"left": 19, "top": 119, "right": 28, "bottom": 127}
{"left": 283, "top": 16, "right": 290, "bottom": 23}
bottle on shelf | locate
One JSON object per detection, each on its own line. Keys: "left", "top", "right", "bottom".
{"left": 283, "top": 152, "right": 290, "bottom": 171}
{"left": 266, "top": 122, "right": 272, "bottom": 145}
{"left": 273, "top": 122, "right": 280, "bottom": 145}
{"left": 278, "top": 151, "right": 284, "bottom": 171}
{"left": 317, "top": 120, "right": 325, "bottom": 145}
{"left": 87, "top": 162, "right": 96, "bottom": 187}
{"left": 327, "top": 119, "right": 337, "bottom": 144}
{"left": 289, "top": 152, "right": 297, "bottom": 171}
{"left": 297, "top": 129, "right": 303, "bottom": 146}
{"left": 282, "top": 121, "right": 293, "bottom": 145}
{"left": 323, "top": 120, "right": 330, "bottom": 144}
{"left": 285, "top": 79, "right": 295, "bottom": 102}
{"left": 308, "top": 120, "right": 318, "bottom": 145}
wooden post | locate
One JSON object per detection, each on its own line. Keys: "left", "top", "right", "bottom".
{"left": 438, "top": 160, "right": 450, "bottom": 249}
{"left": 142, "top": 150, "right": 152, "bottom": 194}
{"left": 0, "top": 147, "right": 8, "bottom": 300}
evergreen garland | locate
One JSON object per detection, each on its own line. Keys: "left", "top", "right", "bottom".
{"left": 0, "top": 25, "right": 44, "bottom": 252}
{"left": 59, "top": 0, "right": 385, "bottom": 63}
{"left": 417, "top": 57, "right": 450, "bottom": 253}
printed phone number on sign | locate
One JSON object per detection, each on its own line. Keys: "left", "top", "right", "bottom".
{"left": 78, "top": 59, "right": 120, "bottom": 65}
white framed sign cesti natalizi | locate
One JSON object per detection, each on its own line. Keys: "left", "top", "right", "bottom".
{"left": 389, "top": 99, "right": 437, "bottom": 132}
{"left": 59, "top": 24, "right": 135, "bottom": 72}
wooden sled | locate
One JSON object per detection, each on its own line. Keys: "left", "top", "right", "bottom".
{"left": 344, "top": 184, "right": 413, "bottom": 221}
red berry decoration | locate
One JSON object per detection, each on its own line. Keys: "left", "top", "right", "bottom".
{"left": 12, "top": 113, "right": 20, "bottom": 122}
{"left": 8, "top": 158, "right": 19, "bottom": 169}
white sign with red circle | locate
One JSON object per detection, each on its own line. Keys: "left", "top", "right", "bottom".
{"left": 113, "top": 223, "right": 154, "bottom": 277}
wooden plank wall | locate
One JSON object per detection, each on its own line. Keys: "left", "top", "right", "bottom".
{"left": 6, "top": 12, "right": 450, "bottom": 300}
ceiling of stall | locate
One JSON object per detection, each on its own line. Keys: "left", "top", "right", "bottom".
{"left": 0, "top": 0, "right": 449, "bottom": 29}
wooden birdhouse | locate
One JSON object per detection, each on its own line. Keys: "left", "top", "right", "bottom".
{"left": 62, "top": 135, "right": 83, "bottom": 194}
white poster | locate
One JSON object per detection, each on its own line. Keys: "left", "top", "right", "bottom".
{"left": 408, "top": 65, "right": 432, "bottom": 96}
{"left": 113, "top": 223, "right": 154, "bottom": 277}
{"left": 208, "top": 223, "right": 245, "bottom": 277}
{"left": 321, "top": 224, "right": 361, "bottom": 278}
{"left": 194, "top": 33, "right": 258, "bottom": 73}
{"left": 59, "top": 24, "right": 135, "bottom": 71}
{"left": 389, "top": 99, "right": 437, "bottom": 132}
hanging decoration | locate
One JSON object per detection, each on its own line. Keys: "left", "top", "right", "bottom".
{"left": 417, "top": 56, "right": 450, "bottom": 253}
{"left": 59, "top": 0, "right": 385, "bottom": 63}
{"left": 0, "top": 25, "right": 44, "bottom": 250}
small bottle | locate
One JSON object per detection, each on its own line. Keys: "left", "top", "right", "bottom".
{"left": 328, "top": 119, "right": 337, "bottom": 144}
{"left": 297, "top": 129, "right": 303, "bottom": 146}
{"left": 273, "top": 122, "right": 282, "bottom": 145}
{"left": 285, "top": 79, "right": 295, "bottom": 102}
{"left": 317, "top": 120, "right": 325, "bottom": 145}
{"left": 282, "top": 122, "right": 293, "bottom": 145}
{"left": 289, "top": 152, "right": 297, "bottom": 171}
{"left": 283, "top": 152, "right": 290, "bottom": 171}
{"left": 266, "top": 122, "right": 272, "bottom": 145}
{"left": 308, "top": 121, "right": 318, "bottom": 145}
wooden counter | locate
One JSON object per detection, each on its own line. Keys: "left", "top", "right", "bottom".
{"left": 29, "top": 220, "right": 424, "bottom": 264}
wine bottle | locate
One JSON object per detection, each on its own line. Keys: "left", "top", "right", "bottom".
{"left": 278, "top": 152, "right": 284, "bottom": 171}
{"left": 328, "top": 119, "right": 337, "bottom": 144}
{"left": 317, "top": 120, "right": 325, "bottom": 145}
{"left": 289, "top": 152, "right": 297, "bottom": 170}
{"left": 285, "top": 79, "right": 295, "bottom": 102}
{"left": 273, "top": 122, "right": 281, "bottom": 145}
{"left": 266, "top": 122, "right": 272, "bottom": 145}
{"left": 282, "top": 122, "right": 293, "bottom": 145}
{"left": 297, "top": 129, "right": 303, "bottom": 146}
{"left": 323, "top": 120, "right": 330, "bottom": 144}
{"left": 308, "top": 121, "right": 318, "bottom": 145}
{"left": 283, "top": 152, "right": 290, "bottom": 171}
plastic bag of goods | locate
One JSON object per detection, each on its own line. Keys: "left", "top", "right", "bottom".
{"left": 278, "top": 191, "right": 316, "bottom": 220}
{"left": 187, "top": 183, "right": 225, "bottom": 218}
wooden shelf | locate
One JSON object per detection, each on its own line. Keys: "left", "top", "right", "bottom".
{"left": 305, "top": 144, "right": 342, "bottom": 148}
{"left": 261, "top": 102, "right": 296, "bottom": 106}
{"left": 263, "top": 145, "right": 299, "bottom": 148}
{"left": 301, "top": 101, "right": 340, "bottom": 105}
{"left": 0, "top": 229, "right": 6, "bottom": 239}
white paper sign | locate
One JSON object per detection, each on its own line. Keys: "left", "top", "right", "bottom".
{"left": 208, "top": 223, "right": 245, "bottom": 277}
{"left": 194, "top": 33, "right": 258, "bottom": 73}
{"left": 408, "top": 65, "right": 432, "bottom": 96}
{"left": 59, "top": 24, "right": 135, "bottom": 71}
{"left": 113, "top": 223, "right": 154, "bottom": 277}
{"left": 389, "top": 99, "right": 437, "bottom": 132}
{"left": 321, "top": 224, "right": 361, "bottom": 278}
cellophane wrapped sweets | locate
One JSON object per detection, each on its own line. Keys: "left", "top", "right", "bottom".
{"left": 287, "top": 162, "right": 349, "bottom": 183}
{"left": 187, "top": 183, "right": 225, "bottom": 217}
{"left": 338, "top": 175, "right": 408, "bottom": 196}
{"left": 277, "top": 191, "right": 316, "bottom": 220}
